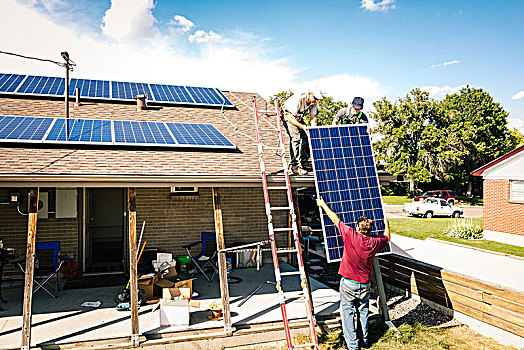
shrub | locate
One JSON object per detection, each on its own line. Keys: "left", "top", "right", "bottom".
{"left": 442, "top": 219, "right": 483, "bottom": 239}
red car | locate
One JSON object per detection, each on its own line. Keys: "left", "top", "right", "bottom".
{"left": 413, "top": 190, "right": 458, "bottom": 202}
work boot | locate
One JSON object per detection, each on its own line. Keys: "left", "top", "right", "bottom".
{"left": 290, "top": 165, "right": 308, "bottom": 175}
{"left": 301, "top": 161, "right": 313, "bottom": 171}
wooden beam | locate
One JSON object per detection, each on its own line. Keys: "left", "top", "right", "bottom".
{"left": 21, "top": 188, "right": 39, "bottom": 350}
{"left": 212, "top": 188, "right": 232, "bottom": 335}
{"left": 128, "top": 188, "right": 139, "bottom": 347}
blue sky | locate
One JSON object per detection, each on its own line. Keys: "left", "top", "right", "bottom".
{"left": 1, "top": 0, "right": 523, "bottom": 131}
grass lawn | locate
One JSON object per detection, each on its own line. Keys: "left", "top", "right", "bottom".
{"left": 382, "top": 196, "right": 412, "bottom": 205}
{"left": 457, "top": 196, "right": 484, "bottom": 206}
{"left": 389, "top": 218, "right": 524, "bottom": 258}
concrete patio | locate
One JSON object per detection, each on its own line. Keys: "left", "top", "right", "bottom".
{"left": 0, "top": 263, "right": 339, "bottom": 349}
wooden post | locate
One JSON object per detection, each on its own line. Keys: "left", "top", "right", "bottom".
{"left": 21, "top": 188, "right": 39, "bottom": 350}
{"left": 212, "top": 188, "right": 232, "bottom": 335}
{"left": 128, "top": 188, "right": 139, "bottom": 347}
{"left": 372, "top": 259, "right": 389, "bottom": 321}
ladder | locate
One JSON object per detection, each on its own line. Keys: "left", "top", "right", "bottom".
{"left": 252, "top": 96, "right": 320, "bottom": 350}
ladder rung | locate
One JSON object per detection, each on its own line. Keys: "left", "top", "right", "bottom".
{"left": 258, "top": 110, "right": 277, "bottom": 114}
{"left": 265, "top": 167, "right": 283, "bottom": 170}
{"left": 270, "top": 206, "right": 291, "bottom": 210}
{"left": 263, "top": 146, "right": 281, "bottom": 150}
{"left": 260, "top": 128, "right": 278, "bottom": 131}
{"left": 283, "top": 292, "right": 305, "bottom": 300}
{"left": 293, "top": 343, "right": 318, "bottom": 349}
{"left": 276, "top": 248, "right": 298, "bottom": 253}
{"left": 267, "top": 186, "right": 288, "bottom": 190}
{"left": 273, "top": 227, "right": 293, "bottom": 232}
{"left": 280, "top": 271, "right": 302, "bottom": 276}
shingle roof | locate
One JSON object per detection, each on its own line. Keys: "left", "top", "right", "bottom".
{"left": 0, "top": 92, "right": 311, "bottom": 186}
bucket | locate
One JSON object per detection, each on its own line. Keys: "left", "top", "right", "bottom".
{"left": 177, "top": 255, "right": 191, "bottom": 272}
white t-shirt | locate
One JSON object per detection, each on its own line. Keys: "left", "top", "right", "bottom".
{"left": 283, "top": 93, "right": 318, "bottom": 117}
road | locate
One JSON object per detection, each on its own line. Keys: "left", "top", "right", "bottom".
{"left": 384, "top": 204, "right": 483, "bottom": 218}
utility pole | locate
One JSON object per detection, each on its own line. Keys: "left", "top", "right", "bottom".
{"left": 61, "top": 51, "right": 75, "bottom": 141}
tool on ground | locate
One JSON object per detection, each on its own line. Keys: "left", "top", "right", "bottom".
{"left": 126, "top": 240, "right": 147, "bottom": 289}
{"left": 252, "top": 96, "right": 320, "bottom": 350}
{"left": 238, "top": 284, "right": 264, "bottom": 307}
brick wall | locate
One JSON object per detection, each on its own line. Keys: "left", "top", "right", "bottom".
{"left": 484, "top": 179, "right": 524, "bottom": 236}
{"left": 0, "top": 186, "right": 288, "bottom": 278}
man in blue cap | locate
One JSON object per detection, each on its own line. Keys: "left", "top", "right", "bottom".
{"left": 333, "top": 97, "right": 368, "bottom": 125}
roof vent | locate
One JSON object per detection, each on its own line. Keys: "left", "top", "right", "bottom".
{"left": 136, "top": 93, "right": 147, "bottom": 111}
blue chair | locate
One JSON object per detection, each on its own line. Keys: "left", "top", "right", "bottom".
{"left": 182, "top": 232, "right": 218, "bottom": 282}
{"left": 16, "top": 241, "right": 68, "bottom": 298}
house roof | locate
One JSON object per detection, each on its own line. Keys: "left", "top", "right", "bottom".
{"left": 471, "top": 145, "right": 524, "bottom": 177}
{"left": 0, "top": 92, "right": 312, "bottom": 187}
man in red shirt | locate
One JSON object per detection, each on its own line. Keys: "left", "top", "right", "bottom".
{"left": 317, "top": 198, "right": 390, "bottom": 350}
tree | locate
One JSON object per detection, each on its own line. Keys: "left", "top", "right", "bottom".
{"left": 440, "top": 86, "right": 514, "bottom": 194}
{"left": 509, "top": 128, "right": 524, "bottom": 149}
{"left": 371, "top": 89, "right": 437, "bottom": 191}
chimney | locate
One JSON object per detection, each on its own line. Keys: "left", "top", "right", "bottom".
{"left": 74, "top": 87, "right": 81, "bottom": 107}
{"left": 136, "top": 93, "right": 147, "bottom": 111}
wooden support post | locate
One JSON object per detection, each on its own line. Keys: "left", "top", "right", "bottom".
{"left": 212, "top": 188, "right": 232, "bottom": 335}
{"left": 21, "top": 188, "right": 39, "bottom": 350}
{"left": 128, "top": 188, "right": 139, "bottom": 347}
{"left": 291, "top": 189, "right": 315, "bottom": 318}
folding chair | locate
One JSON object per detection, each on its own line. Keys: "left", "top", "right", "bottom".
{"left": 182, "top": 232, "right": 218, "bottom": 282}
{"left": 16, "top": 241, "right": 68, "bottom": 298}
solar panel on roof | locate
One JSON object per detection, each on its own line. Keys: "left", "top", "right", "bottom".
{"left": 186, "top": 86, "right": 233, "bottom": 106}
{"left": 166, "top": 122, "right": 235, "bottom": 148}
{"left": 111, "top": 81, "right": 152, "bottom": 100}
{"left": 17, "top": 75, "right": 65, "bottom": 96}
{"left": 0, "top": 115, "right": 236, "bottom": 150}
{"left": 69, "top": 78, "right": 110, "bottom": 99}
{"left": 149, "top": 84, "right": 194, "bottom": 104}
{"left": 0, "top": 74, "right": 26, "bottom": 93}
{"left": 308, "top": 124, "right": 389, "bottom": 263}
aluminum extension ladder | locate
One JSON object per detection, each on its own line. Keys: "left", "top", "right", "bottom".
{"left": 252, "top": 96, "right": 320, "bottom": 350}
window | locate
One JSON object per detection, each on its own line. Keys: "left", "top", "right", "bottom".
{"left": 170, "top": 187, "right": 199, "bottom": 196}
{"left": 510, "top": 181, "right": 524, "bottom": 202}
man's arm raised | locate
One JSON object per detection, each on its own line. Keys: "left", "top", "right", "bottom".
{"left": 316, "top": 198, "right": 341, "bottom": 226}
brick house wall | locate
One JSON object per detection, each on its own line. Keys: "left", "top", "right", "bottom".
{"left": 0, "top": 186, "right": 287, "bottom": 279}
{"left": 483, "top": 179, "right": 524, "bottom": 236}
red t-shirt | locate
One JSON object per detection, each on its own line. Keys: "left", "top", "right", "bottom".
{"left": 337, "top": 221, "right": 388, "bottom": 284}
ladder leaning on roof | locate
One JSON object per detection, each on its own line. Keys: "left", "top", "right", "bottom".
{"left": 252, "top": 96, "right": 320, "bottom": 350}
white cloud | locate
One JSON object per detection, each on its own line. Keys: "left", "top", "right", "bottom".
{"left": 101, "top": 0, "right": 158, "bottom": 39}
{"left": 421, "top": 85, "right": 466, "bottom": 99}
{"left": 508, "top": 118, "right": 524, "bottom": 133}
{"left": 0, "top": 0, "right": 386, "bottom": 105}
{"left": 360, "top": 0, "right": 397, "bottom": 12}
{"left": 512, "top": 90, "right": 524, "bottom": 100}
{"left": 430, "top": 60, "right": 460, "bottom": 69}
{"left": 170, "top": 15, "right": 195, "bottom": 32}
{"left": 188, "top": 30, "right": 221, "bottom": 43}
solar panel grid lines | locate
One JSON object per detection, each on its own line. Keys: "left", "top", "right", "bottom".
{"left": 111, "top": 81, "right": 152, "bottom": 101}
{"left": 69, "top": 79, "right": 110, "bottom": 99}
{"left": 308, "top": 124, "right": 388, "bottom": 263}
{"left": 149, "top": 84, "right": 195, "bottom": 104}
{"left": 0, "top": 73, "right": 26, "bottom": 93}
{"left": 165, "top": 122, "right": 235, "bottom": 148}
{"left": 45, "top": 117, "right": 113, "bottom": 144}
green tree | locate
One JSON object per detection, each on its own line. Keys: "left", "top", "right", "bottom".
{"left": 440, "top": 86, "right": 514, "bottom": 194}
{"left": 372, "top": 89, "right": 437, "bottom": 191}
{"left": 509, "top": 128, "right": 524, "bottom": 148}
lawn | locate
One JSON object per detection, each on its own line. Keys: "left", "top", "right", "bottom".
{"left": 389, "top": 218, "right": 524, "bottom": 258}
{"left": 382, "top": 196, "right": 412, "bottom": 205}
{"left": 457, "top": 196, "right": 484, "bottom": 206}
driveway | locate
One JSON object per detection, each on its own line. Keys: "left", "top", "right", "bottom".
{"left": 383, "top": 204, "right": 483, "bottom": 218}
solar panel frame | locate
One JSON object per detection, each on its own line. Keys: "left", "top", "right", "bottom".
{"left": 165, "top": 122, "right": 236, "bottom": 149}
{"left": 308, "top": 124, "right": 390, "bottom": 263}
{"left": 0, "top": 74, "right": 26, "bottom": 93}
{"left": 185, "top": 86, "right": 234, "bottom": 106}
{"left": 149, "top": 84, "right": 195, "bottom": 104}
{"left": 111, "top": 81, "right": 152, "bottom": 101}
{"left": 44, "top": 117, "right": 114, "bottom": 145}
{"left": 0, "top": 115, "right": 55, "bottom": 143}
{"left": 69, "top": 78, "right": 111, "bottom": 99}
{"left": 16, "top": 75, "right": 65, "bottom": 96}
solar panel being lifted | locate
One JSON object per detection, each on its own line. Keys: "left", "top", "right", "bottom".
{"left": 308, "top": 124, "right": 389, "bottom": 263}
{"left": 0, "top": 115, "right": 236, "bottom": 150}
{"left": 0, "top": 72, "right": 235, "bottom": 107}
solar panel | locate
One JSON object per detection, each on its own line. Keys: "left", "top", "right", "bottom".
{"left": 0, "top": 115, "right": 235, "bottom": 150}
{"left": 149, "top": 84, "right": 194, "bottom": 104}
{"left": 165, "top": 122, "right": 235, "bottom": 148}
{"left": 186, "top": 86, "right": 233, "bottom": 106}
{"left": 17, "top": 75, "right": 65, "bottom": 96}
{"left": 0, "top": 115, "right": 54, "bottom": 141}
{"left": 308, "top": 124, "right": 389, "bottom": 263}
{"left": 0, "top": 73, "right": 26, "bottom": 93}
{"left": 69, "top": 79, "right": 110, "bottom": 99}
{"left": 111, "top": 81, "right": 152, "bottom": 100}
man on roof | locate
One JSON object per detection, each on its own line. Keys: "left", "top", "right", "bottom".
{"left": 332, "top": 97, "right": 368, "bottom": 125}
{"left": 282, "top": 90, "right": 322, "bottom": 175}
{"left": 316, "top": 197, "right": 390, "bottom": 350}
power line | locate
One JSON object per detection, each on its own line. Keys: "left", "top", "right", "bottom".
{"left": 0, "top": 50, "right": 75, "bottom": 70}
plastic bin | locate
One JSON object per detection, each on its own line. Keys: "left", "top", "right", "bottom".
{"left": 177, "top": 255, "right": 192, "bottom": 272}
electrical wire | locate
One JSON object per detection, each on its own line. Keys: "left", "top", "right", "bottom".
{"left": 0, "top": 50, "right": 76, "bottom": 70}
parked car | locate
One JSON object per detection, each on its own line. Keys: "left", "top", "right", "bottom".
{"left": 403, "top": 197, "right": 463, "bottom": 218}
{"left": 413, "top": 190, "right": 458, "bottom": 202}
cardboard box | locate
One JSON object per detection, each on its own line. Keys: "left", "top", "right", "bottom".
{"left": 153, "top": 299, "right": 190, "bottom": 326}
{"left": 138, "top": 266, "right": 193, "bottom": 302}
{"left": 162, "top": 287, "right": 191, "bottom": 300}
{"left": 137, "top": 273, "right": 160, "bottom": 301}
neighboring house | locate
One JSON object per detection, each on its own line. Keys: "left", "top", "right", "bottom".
{"left": 471, "top": 145, "right": 524, "bottom": 246}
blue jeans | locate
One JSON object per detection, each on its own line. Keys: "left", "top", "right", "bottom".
{"left": 340, "top": 277, "right": 371, "bottom": 350}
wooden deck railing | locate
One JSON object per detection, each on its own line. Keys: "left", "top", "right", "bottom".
{"left": 377, "top": 254, "right": 524, "bottom": 338}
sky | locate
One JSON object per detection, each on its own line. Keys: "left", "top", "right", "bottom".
{"left": 0, "top": 0, "right": 523, "bottom": 132}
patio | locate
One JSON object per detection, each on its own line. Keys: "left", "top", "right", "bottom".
{"left": 0, "top": 263, "right": 339, "bottom": 349}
